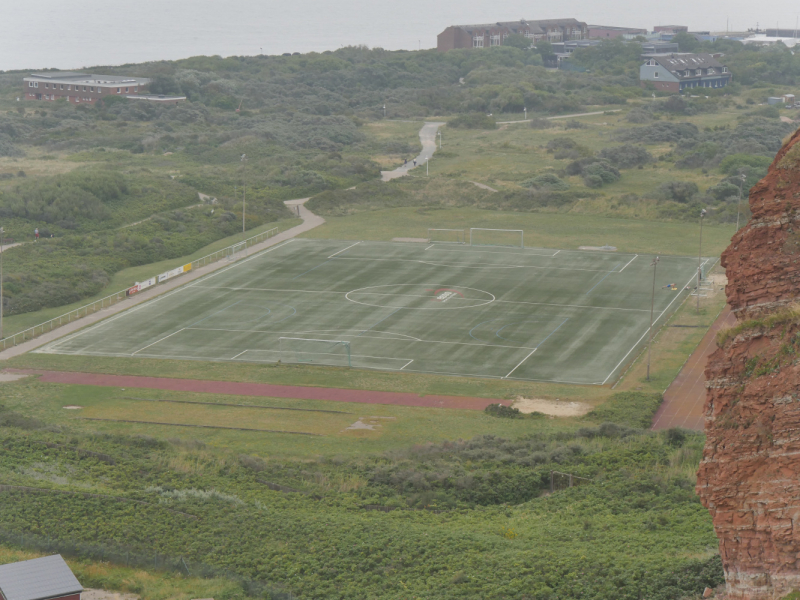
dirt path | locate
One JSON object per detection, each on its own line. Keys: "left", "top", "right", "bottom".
{"left": 496, "top": 109, "right": 622, "bottom": 125}
{"left": 5, "top": 369, "right": 510, "bottom": 410}
{"left": 381, "top": 122, "right": 445, "bottom": 181}
{"left": 0, "top": 198, "right": 324, "bottom": 360}
{"left": 651, "top": 305, "right": 736, "bottom": 431}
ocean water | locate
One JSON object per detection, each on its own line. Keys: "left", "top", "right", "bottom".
{"left": 1, "top": 0, "right": 796, "bottom": 71}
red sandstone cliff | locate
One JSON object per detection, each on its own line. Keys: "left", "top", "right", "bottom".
{"left": 698, "top": 127, "right": 800, "bottom": 600}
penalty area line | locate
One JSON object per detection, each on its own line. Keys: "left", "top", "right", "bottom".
{"left": 504, "top": 348, "right": 537, "bottom": 379}
{"left": 131, "top": 328, "right": 186, "bottom": 355}
{"left": 400, "top": 359, "right": 414, "bottom": 370}
{"left": 231, "top": 349, "right": 249, "bottom": 360}
{"left": 328, "top": 241, "right": 361, "bottom": 258}
{"left": 618, "top": 254, "right": 638, "bottom": 272}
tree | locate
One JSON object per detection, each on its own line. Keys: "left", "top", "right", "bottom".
{"left": 535, "top": 41, "right": 553, "bottom": 57}
{"left": 504, "top": 34, "right": 532, "bottom": 50}
{"left": 673, "top": 32, "right": 700, "bottom": 53}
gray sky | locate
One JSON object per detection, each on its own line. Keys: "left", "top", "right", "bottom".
{"left": 2, "top": 0, "right": 796, "bottom": 71}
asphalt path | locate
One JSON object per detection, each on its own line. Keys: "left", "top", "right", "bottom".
{"left": 381, "top": 122, "right": 445, "bottom": 181}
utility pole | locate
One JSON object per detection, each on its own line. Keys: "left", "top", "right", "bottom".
{"left": 736, "top": 173, "right": 747, "bottom": 231}
{"left": 240, "top": 154, "right": 247, "bottom": 236}
{"left": 647, "top": 256, "right": 659, "bottom": 381}
{"left": 697, "top": 208, "right": 706, "bottom": 313}
{"left": 0, "top": 226, "right": 4, "bottom": 341}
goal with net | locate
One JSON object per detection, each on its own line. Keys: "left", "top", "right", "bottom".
{"left": 469, "top": 228, "right": 524, "bottom": 248}
{"left": 278, "top": 337, "right": 352, "bottom": 367}
{"left": 427, "top": 229, "right": 466, "bottom": 244}
{"left": 227, "top": 241, "right": 247, "bottom": 262}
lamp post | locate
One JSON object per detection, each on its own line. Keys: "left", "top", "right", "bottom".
{"left": 438, "top": 130, "right": 442, "bottom": 149}
{"left": 240, "top": 154, "right": 247, "bottom": 236}
{"left": 736, "top": 173, "right": 747, "bottom": 231}
{"left": 0, "top": 226, "right": 4, "bottom": 341}
{"left": 697, "top": 208, "right": 707, "bottom": 313}
{"left": 383, "top": 104, "right": 386, "bottom": 118}
{"left": 426, "top": 157, "right": 429, "bottom": 176}
{"left": 647, "top": 256, "right": 659, "bottom": 381}
{"left": 524, "top": 106, "right": 527, "bottom": 120}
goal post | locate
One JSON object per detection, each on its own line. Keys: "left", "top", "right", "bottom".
{"left": 427, "top": 229, "right": 466, "bottom": 244}
{"left": 278, "top": 337, "right": 352, "bottom": 367}
{"left": 228, "top": 241, "right": 247, "bottom": 262}
{"left": 469, "top": 228, "right": 524, "bottom": 249}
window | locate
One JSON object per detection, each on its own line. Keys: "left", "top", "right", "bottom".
{"left": 28, "top": 82, "right": 32, "bottom": 87}
{"left": 473, "top": 36, "right": 484, "bottom": 48}
{"left": 708, "top": 68, "right": 715, "bottom": 75}
{"left": 654, "top": 71, "right": 659, "bottom": 78}
{"left": 34, "top": 82, "right": 38, "bottom": 88}
{"left": 117, "top": 87, "right": 121, "bottom": 93}
{"left": 134, "top": 86, "right": 138, "bottom": 92}
{"left": 45, "top": 83, "right": 49, "bottom": 88}
{"left": 91, "top": 87, "right": 94, "bottom": 92}
{"left": 722, "top": 67, "right": 728, "bottom": 73}
{"left": 490, "top": 35, "right": 501, "bottom": 46}
{"left": 60, "top": 84, "right": 64, "bottom": 89}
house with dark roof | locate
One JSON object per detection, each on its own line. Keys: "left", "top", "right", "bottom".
{"left": 639, "top": 53, "right": 731, "bottom": 93}
{"left": 0, "top": 555, "right": 82, "bottom": 600}
{"left": 437, "top": 19, "right": 587, "bottom": 51}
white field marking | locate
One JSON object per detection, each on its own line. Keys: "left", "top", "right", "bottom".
{"left": 618, "top": 254, "right": 638, "bottom": 272}
{"left": 328, "top": 241, "right": 361, "bottom": 258}
{"left": 553, "top": 250, "right": 560, "bottom": 256}
{"left": 295, "top": 329, "right": 423, "bottom": 342}
{"left": 399, "top": 359, "right": 414, "bottom": 370}
{"left": 428, "top": 247, "right": 559, "bottom": 257}
{"left": 184, "top": 327, "right": 536, "bottom": 351}
{"left": 496, "top": 299, "right": 649, "bottom": 313}
{"left": 193, "top": 285, "right": 340, "bottom": 295}
{"left": 43, "top": 239, "right": 298, "bottom": 350}
{"left": 504, "top": 348, "right": 538, "bottom": 379}
{"left": 601, "top": 265, "right": 705, "bottom": 385}
{"left": 399, "top": 366, "right": 597, "bottom": 385}
{"left": 131, "top": 328, "right": 186, "bottom": 355}
{"left": 231, "top": 349, "right": 249, "bottom": 360}
{"left": 424, "top": 244, "right": 434, "bottom": 251}
{"left": 332, "top": 256, "right": 618, "bottom": 273}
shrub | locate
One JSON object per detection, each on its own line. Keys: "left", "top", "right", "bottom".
{"left": 529, "top": 118, "right": 555, "bottom": 129}
{"left": 598, "top": 145, "right": 653, "bottom": 168}
{"left": 564, "top": 119, "right": 588, "bottom": 129}
{"left": 653, "top": 181, "right": 700, "bottom": 203}
{"left": 708, "top": 181, "right": 741, "bottom": 202}
{"left": 584, "top": 392, "right": 663, "bottom": 428}
{"left": 447, "top": 113, "right": 497, "bottom": 129}
{"left": 625, "top": 108, "right": 652, "bottom": 123}
{"left": 484, "top": 403, "right": 522, "bottom": 418}
{"left": 582, "top": 161, "right": 620, "bottom": 188}
{"left": 521, "top": 173, "right": 570, "bottom": 191}
{"left": 718, "top": 153, "right": 773, "bottom": 175}
{"left": 615, "top": 122, "right": 699, "bottom": 144}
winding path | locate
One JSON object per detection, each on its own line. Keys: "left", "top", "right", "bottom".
{"left": 381, "top": 122, "right": 445, "bottom": 181}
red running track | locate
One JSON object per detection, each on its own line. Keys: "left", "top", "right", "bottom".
{"left": 651, "top": 306, "right": 736, "bottom": 431}
{"left": 6, "top": 369, "right": 510, "bottom": 411}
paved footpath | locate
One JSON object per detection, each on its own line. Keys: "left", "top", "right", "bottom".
{"left": 0, "top": 198, "right": 324, "bottom": 360}
{"left": 381, "top": 122, "right": 445, "bottom": 181}
{"left": 6, "top": 369, "right": 510, "bottom": 411}
{"left": 651, "top": 305, "right": 737, "bottom": 431}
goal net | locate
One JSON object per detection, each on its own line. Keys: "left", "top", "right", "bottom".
{"left": 469, "top": 228, "right": 524, "bottom": 248}
{"left": 278, "top": 337, "right": 352, "bottom": 367}
{"left": 427, "top": 228, "right": 466, "bottom": 244}
{"left": 228, "top": 241, "right": 247, "bottom": 262}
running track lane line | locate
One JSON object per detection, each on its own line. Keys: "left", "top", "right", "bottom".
{"left": 6, "top": 369, "right": 512, "bottom": 411}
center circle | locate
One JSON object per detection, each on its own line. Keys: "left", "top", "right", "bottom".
{"left": 345, "top": 284, "right": 495, "bottom": 310}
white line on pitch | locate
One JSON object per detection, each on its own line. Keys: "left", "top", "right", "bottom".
{"left": 400, "top": 359, "right": 414, "bottom": 370}
{"left": 618, "top": 254, "right": 638, "bottom": 272}
{"left": 497, "top": 299, "right": 648, "bottom": 312}
{"left": 504, "top": 348, "right": 537, "bottom": 379}
{"left": 601, "top": 266, "right": 702, "bottom": 385}
{"left": 131, "top": 328, "right": 186, "bottom": 355}
{"left": 328, "top": 241, "right": 361, "bottom": 258}
{"left": 424, "top": 244, "right": 434, "bottom": 251}
{"left": 231, "top": 349, "right": 249, "bottom": 360}
{"left": 552, "top": 250, "right": 560, "bottom": 256}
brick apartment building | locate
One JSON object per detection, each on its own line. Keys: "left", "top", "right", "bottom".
{"left": 588, "top": 25, "right": 648, "bottom": 39}
{"left": 437, "top": 18, "right": 588, "bottom": 51}
{"left": 640, "top": 53, "right": 731, "bottom": 93}
{"left": 23, "top": 71, "right": 157, "bottom": 105}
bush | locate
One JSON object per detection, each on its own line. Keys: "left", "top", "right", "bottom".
{"left": 598, "top": 145, "right": 653, "bottom": 168}
{"left": 708, "top": 181, "right": 741, "bottom": 202}
{"left": 521, "top": 173, "right": 570, "bottom": 191}
{"left": 584, "top": 392, "right": 663, "bottom": 428}
{"left": 582, "top": 161, "right": 620, "bottom": 188}
{"left": 615, "top": 122, "right": 699, "bottom": 144}
{"left": 529, "top": 118, "right": 555, "bottom": 129}
{"left": 625, "top": 108, "right": 652, "bottom": 123}
{"left": 447, "top": 113, "right": 497, "bottom": 129}
{"left": 718, "top": 153, "right": 773, "bottom": 175}
{"left": 484, "top": 403, "right": 522, "bottom": 418}
{"left": 653, "top": 181, "right": 700, "bottom": 203}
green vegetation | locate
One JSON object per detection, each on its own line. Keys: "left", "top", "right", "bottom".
{"left": 0, "top": 376, "right": 721, "bottom": 599}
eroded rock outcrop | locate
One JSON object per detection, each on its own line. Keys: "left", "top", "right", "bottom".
{"left": 698, "top": 127, "right": 800, "bottom": 600}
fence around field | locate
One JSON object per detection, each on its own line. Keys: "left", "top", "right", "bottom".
{"left": 0, "top": 226, "right": 280, "bottom": 351}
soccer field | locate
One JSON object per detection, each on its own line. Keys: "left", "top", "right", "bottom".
{"left": 38, "top": 239, "right": 712, "bottom": 385}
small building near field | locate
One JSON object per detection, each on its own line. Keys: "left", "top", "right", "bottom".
{"left": 640, "top": 53, "right": 732, "bottom": 93}
{"left": 588, "top": 25, "right": 647, "bottom": 39}
{"left": 0, "top": 555, "right": 82, "bottom": 600}
{"left": 23, "top": 71, "right": 153, "bottom": 105}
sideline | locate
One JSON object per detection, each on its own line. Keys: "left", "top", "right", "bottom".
{"left": 0, "top": 198, "right": 324, "bottom": 360}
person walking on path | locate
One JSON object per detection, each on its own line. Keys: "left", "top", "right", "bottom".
{"left": 34, "top": 228, "right": 39, "bottom": 242}
{"left": 413, "top": 159, "right": 417, "bottom": 167}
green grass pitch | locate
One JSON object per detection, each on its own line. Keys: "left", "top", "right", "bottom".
{"left": 37, "top": 238, "right": 712, "bottom": 385}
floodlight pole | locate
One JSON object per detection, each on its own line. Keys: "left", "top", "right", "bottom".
{"left": 0, "top": 226, "right": 4, "bottom": 341}
{"left": 524, "top": 106, "right": 527, "bottom": 120}
{"left": 383, "top": 104, "right": 386, "bottom": 118}
{"left": 697, "top": 208, "right": 706, "bottom": 313}
{"left": 647, "top": 256, "right": 659, "bottom": 381}
{"left": 240, "top": 154, "right": 247, "bottom": 236}
{"left": 736, "top": 173, "right": 747, "bottom": 231}
{"left": 426, "top": 158, "right": 429, "bottom": 176}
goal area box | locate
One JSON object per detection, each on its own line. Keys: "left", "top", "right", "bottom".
{"left": 278, "top": 337, "right": 351, "bottom": 367}
{"left": 469, "top": 228, "right": 524, "bottom": 249}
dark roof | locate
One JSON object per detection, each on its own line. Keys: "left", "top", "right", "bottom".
{"left": 0, "top": 556, "right": 82, "bottom": 600}
{"left": 454, "top": 18, "right": 586, "bottom": 35}
{"left": 649, "top": 53, "right": 725, "bottom": 75}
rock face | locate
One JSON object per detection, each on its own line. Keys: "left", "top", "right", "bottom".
{"left": 697, "top": 127, "right": 800, "bottom": 600}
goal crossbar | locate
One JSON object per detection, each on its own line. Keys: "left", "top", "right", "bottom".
{"left": 427, "top": 228, "right": 466, "bottom": 244}
{"left": 469, "top": 228, "right": 524, "bottom": 248}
